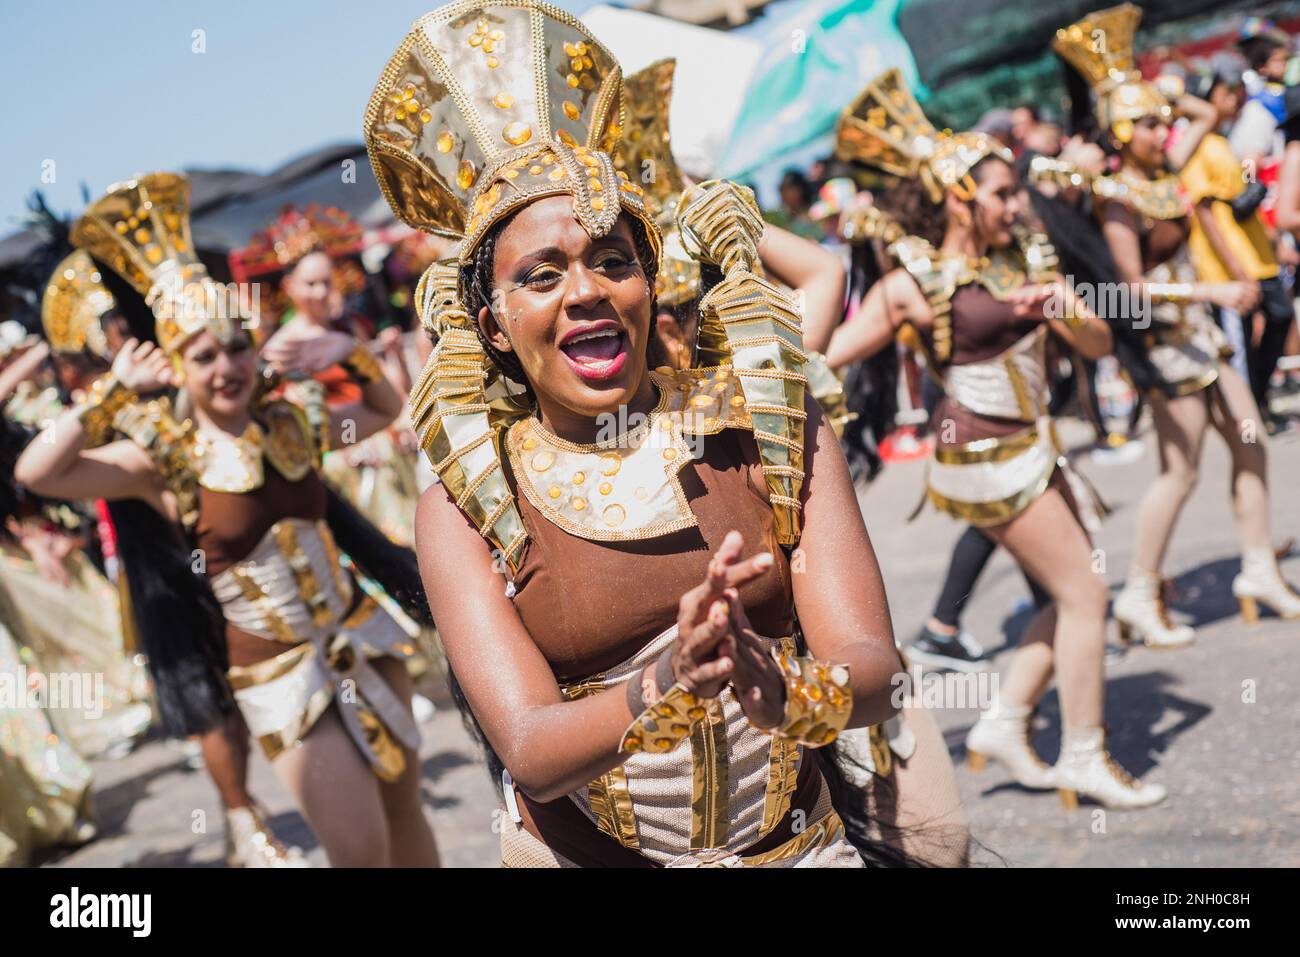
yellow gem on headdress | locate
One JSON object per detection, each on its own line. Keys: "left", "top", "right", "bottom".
{"left": 134, "top": 228, "right": 151, "bottom": 244}
{"left": 548, "top": 168, "right": 566, "bottom": 182}
{"left": 602, "top": 504, "right": 625, "bottom": 527}
{"left": 505, "top": 169, "right": 519, "bottom": 179}
{"left": 564, "top": 41, "right": 578, "bottom": 56}
{"left": 572, "top": 497, "right": 588, "bottom": 511}
{"left": 557, "top": 129, "right": 577, "bottom": 147}
{"left": 572, "top": 471, "right": 586, "bottom": 485}
{"left": 419, "top": 109, "right": 432, "bottom": 124}
{"left": 662, "top": 447, "right": 676, "bottom": 461}
{"left": 458, "top": 160, "right": 476, "bottom": 190}
{"left": 503, "top": 122, "right": 532, "bottom": 146}
{"left": 115, "top": 221, "right": 128, "bottom": 234}
{"left": 575, "top": 41, "right": 588, "bottom": 55}
{"left": 529, "top": 165, "right": 543, "bottom": 176}
{"left": 598, "top": 481, "right": 612, "bottom": 495}
{"left": 489, "top": 29, "right": 503, "bottom": 40}
{"left": 588, "top": 179, "right": 602, "bottom": 191}
{"left": 563, "top": 101, "right": 580, "bottom": 121}
{"left": 469, "top": 33, "right": 482, "bottom": 47}
{"left": 486, "top": 55, "right": 499, "bottom": 68}
{"left": 548, "top": 485, "right": 562, "bottom": 500}
{"left": 566, "top": 74, "right": 579, "bottom": 88}
{"left": 522, "top": 437, "right": 537, "bottom": 451}
{"left": 493, "top": 92, "right": 514, "bottom": 110}
{"left": 541, "top": 154, "right": 554, "bottom": 165}
{"left": 590, "top": 196, "right": 605, "bottom": 211}
{"left": 437, "top": 131, "right": 454, "bottom": 153}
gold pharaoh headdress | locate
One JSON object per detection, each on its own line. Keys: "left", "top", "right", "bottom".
{"left": 1053, "top": 4, "right": 1171, "bottom": 143}
{"left": 42, "top": 250, "right": 115, "bottom": 361}
{"left": 835, "top": 68, "right": 1014, "bottom": 204}
{"left": 364, "top": 0, "right": 660, "bottom": 270}
{"left": 71, "top": 172, "right": 236, "bottom": 354}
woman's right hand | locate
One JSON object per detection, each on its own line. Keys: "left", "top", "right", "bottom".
{"left": 110, "top": 338, "right": 173, "bottom": 393}
{"left": 671, "top": 530, "right": 774, "bottom": 698}
{"left": 1204, "top": 281, "right": 1260, "bottom": 315}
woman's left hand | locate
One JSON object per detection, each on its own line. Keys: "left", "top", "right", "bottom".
{"left": 723, "top": 588, "right": 786, "bottom": 730}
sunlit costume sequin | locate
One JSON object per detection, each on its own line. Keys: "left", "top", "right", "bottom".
{"left": 368, "top": 0, "right": 862, "bottom": 866}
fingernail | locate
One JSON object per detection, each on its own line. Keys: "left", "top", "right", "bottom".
{"left": 753, "top": 552, "right": 773, "bottom": 569}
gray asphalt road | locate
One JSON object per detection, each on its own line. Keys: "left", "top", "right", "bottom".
{"left": 48, "top": 406, "right": 1300, "bottom": 868}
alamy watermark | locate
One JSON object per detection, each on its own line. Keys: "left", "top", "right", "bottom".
{"left": 0, "top": 667, "right": 105, "bottom": 720}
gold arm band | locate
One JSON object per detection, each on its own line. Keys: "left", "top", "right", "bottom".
{"left": 1146, "top": 283, "right": 1194, "bottom": 305}
{"left": 620, "top": 682, "right": 708, "bottom": 755}
{"left": 764, "top": 653, "right": 853, "bottom": 748}
{"left": 73, "top": 374, "right": 137, "bottom": 447}
{"left": 341, "top": 342, "right": 384, "bottom": 385}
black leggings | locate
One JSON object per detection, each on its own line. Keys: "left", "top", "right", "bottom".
{"left": 931, "top": 525, "right": 1051, "bottom": 630}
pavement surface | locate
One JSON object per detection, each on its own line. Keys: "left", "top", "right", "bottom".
{"left": 44, "top": 400, "right": 1300, "bottom": 869}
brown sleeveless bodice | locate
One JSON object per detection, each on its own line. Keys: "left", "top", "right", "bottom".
{"left": 507, "top": 426, "right": 795, "bottom": 683}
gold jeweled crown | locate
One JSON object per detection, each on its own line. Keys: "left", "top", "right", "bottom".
{"left": 1053, "top": 4, "right": 1171, "bottom": 143}
{"left": 71, "top": 172, "right": 235, "bottom": 354}
{"left": 364, "top": 0, "right": 660, "bottom": 270}
{"left": 835, "top": 68, "right": 1014, "bottom": 203}
{"left": 41, "top": 250, "right": 115, "bottom": 361}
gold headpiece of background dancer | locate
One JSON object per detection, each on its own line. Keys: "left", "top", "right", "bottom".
{"left": 1052, "top": 3, "right": 1172, "bottom": 144}
{"left": 835, "top": 68, "right": 1014, "bottom": 204}
{"left": 42, "top": 250, "right": 115, "bottom": 361}
{"left": 71, "top": 172, "right": 235, "bottom": 355}
{"left": 619, "top": 58, "right": 698, "bottom": 310}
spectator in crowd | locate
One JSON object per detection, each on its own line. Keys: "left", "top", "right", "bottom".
{"left": 763, "top": 167, "right": 827, "bottom": 241}
{"left": 1230, "top": 18, "right": 1292, "bottom": 164}
{"left": 1185, "top": 59, "right": 1295, "bottom": 433}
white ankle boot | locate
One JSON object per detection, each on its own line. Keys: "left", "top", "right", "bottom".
{"left": 1113, "top": 571, "right": 1194, "bottom": 648}
{"left": 1054, "top": 727, "right": 1166, "bottom": 810}
{"left": 224, "top": 806, "right": 309, "bottom": 868}
{"left": 1233, "top": 548, "right": 1300, "bottom": 623}
{"left": 965, "top": 704, "right": 1055, "bottom": 789}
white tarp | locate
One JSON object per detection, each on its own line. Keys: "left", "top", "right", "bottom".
{"left": 579, "top": 5, "right": 763, "bottom": 179}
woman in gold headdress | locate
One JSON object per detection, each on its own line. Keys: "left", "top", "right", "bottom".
{"left": 825, "top": 69, "right": 1167, "bottom": 809}
{"left": 16, "top": 173, "right": 439, "bottom": 867}
{"left": 375, "top": 1, "right": 906, "bottom": 867}
{"left": 1053, "top": 4, "right": 1300, "bottom": 641}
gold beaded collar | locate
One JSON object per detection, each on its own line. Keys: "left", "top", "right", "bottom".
{"left": 190, "top": 402, "right": 316, "bottom": 494}
{"left": 505, "top": 367, "right": 750, "bottom": 542}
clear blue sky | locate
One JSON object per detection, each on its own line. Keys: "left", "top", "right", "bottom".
{"left": 0, "top": 0, "right": 615, "bottom": 235}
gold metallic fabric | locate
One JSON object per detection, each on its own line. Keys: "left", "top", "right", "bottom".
{"left": 678, "top": 179, "right": 808, "bottom": 545}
